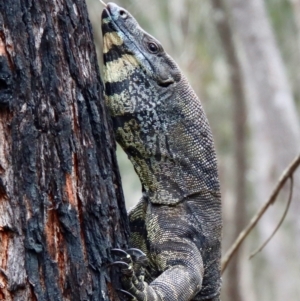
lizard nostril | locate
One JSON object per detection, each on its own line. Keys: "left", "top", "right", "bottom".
{"left": 119, "top": 9, "right": 128, "bottom": 19}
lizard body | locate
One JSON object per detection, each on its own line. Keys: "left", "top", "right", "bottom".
{"left": 101, "top": 3, "right": 222, "bottom": 301}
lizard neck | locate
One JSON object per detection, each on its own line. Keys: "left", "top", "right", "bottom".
{"left": 112, "top": 78, "right": 220, "bottom": 205}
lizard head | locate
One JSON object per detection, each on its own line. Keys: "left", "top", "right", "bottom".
{"left": 101, "top": 2, "right": 181, "bottom": 116}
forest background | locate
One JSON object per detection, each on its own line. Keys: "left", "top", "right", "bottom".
{"left": 87, "top": 0, "right": 300, "bottom": 301}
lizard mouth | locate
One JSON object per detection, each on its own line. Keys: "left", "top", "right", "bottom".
{"left": 101, "top": 7, "right": 110, "bottom": 20}
{"left": 101, "top": 5, "right": 122, "bottom": 34}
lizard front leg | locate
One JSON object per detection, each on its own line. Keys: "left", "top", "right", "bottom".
{"left": 120, "top": 200, "right": 204, "bottom": 301}
{"left": 120, "top": 239, "right": 204, "bottom": 301}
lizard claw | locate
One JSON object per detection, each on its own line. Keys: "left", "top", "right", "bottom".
{"left": 110, "top": 261, "right": 130, "bottom": 268}
{"left": 117, "top": 289, "right": 137, "bottom": 301}
{"left": 110, "top": 261, "right": 133, "bottom": 277}
{"left": 111, "top": 248, "right": 132, "bottom": 264}
{"left": 126, "top": 248, "right": 146, "bottom": 257}
{"left": 127, "top": 248, "right": 148, "bottom": 266}
{"left": 111, "top": 248, "right": 130, "bottom": 257}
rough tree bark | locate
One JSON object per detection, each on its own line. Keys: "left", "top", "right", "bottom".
{"left": 0, "top": 0, "right": 128, "bottom": 300}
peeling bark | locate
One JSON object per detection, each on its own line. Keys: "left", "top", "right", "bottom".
{"left": 0, "top": 1, "right": 128, "bottom": 300}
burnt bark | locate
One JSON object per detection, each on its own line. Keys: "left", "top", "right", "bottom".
{"left": 0, "top": 0, "right": 129, "bottom": 300}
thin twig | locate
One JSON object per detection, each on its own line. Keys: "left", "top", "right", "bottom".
{"left": 249, "top": 176, "right": 294, "bottom": 259}
{"left": 221, "top": 154, "right": 300, "bottom": 274}
{"left": 99, "top": 0, "right": 107, "bottom": 7}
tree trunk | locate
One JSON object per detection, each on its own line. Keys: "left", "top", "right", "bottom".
{"left": 290, "top": 0, "right": 300, "bottom": 53}
{"left": 226, "top": 0, "right": 300, "bottom": 300}
{"left": 0, "top": 1, "right": 129, "bottom": 300}
{"left": 211, "top": 1, "right": 249, "bottom": 301}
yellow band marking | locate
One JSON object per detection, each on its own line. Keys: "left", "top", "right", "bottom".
{"left": 103, "top": 32, "right": 123, "bottom": 54}
{"left": 104, "top": 54, "right": 139, "bottom": 83}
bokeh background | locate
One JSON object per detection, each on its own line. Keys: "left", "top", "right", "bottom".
{"left": 86, "top": 0, "right": 300, "bottom": 300}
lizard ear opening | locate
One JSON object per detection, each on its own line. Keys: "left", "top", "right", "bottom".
{"left": 155, "top": 59, "right": 181, "bottom": 87}
{"left": 158, "top": 78, "right": 174, "bottom": 87}
{"left": 155, "top": 68, "right": 176, "bottom": 87}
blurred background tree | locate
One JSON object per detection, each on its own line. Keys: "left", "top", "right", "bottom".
{"left": 87, "top": 0, "right": 300, "bottom": 300}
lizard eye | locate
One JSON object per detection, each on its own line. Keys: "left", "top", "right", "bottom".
{"left": 147, "top": 42, "right": 159, "bottom": 54}
{"left": 119, "top": 9, "right": 128, "bottom": 19}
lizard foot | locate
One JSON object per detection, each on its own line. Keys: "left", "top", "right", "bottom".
{"left": 111, "top": 248, "right": 152, "bottom": 301}
{"left": 111, "top": 248, "right": 148, "bottom": 279}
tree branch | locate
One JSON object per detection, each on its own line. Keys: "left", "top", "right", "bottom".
{"left": 221, "top": 154, "right": 300, "bottom": 273}
{"left": 249, "top": 176, "right": 294, "bottom": 259}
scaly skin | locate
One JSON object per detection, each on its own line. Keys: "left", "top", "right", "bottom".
{"left": 102, "top": 3, "right": 222, "bottom": 300}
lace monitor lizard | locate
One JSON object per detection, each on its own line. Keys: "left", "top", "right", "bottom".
{"left": 101, "top": 3, "right": 222, "bottom": 301}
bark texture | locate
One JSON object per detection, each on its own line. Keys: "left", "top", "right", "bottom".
{"left": 0, "top": 0, "right": 128, "bottom": 300}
